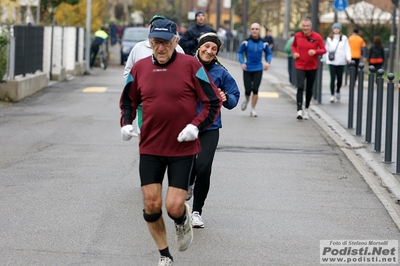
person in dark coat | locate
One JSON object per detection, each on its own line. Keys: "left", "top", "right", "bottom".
{"left": 368, "top": 35, "right": 385, "bottom": 71}
{"left": 178, "top": 11, "right": 215, "bottom": 55}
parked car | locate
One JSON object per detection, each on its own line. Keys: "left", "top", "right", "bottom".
{"left": 120, "top": 27, "right": 148, "bottom": 65}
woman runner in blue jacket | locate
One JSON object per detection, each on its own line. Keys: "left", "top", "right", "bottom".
{"left": 187, "top": 32, "right": 240, "bottom": 228}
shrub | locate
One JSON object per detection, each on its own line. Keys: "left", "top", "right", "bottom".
{"left": 0, "top": 32, "right": 8, "bottom": 81}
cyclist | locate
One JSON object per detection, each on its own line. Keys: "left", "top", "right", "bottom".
{"left": 90, "top": 27, "right": 108, "bottom": 68}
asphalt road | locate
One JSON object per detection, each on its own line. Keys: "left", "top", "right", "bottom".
{"left": 0, "top": 44, "right": 399, "bottom": 265}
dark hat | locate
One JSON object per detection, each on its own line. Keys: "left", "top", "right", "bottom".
{"left": 149, "top": 14, "right": 166, "bottom": 24}
{"left": 148, "top": 19, "right": 176, "bottom": 40}
{"left": 197, "top": 33, "right": 222, "bottom": 54}
{"left": 195, "top": 10, "right": 205, "bottom": 17}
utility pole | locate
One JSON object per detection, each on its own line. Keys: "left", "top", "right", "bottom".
{"left": 216, "top": 0, "right": 221, "bottom": 29}
{"left": 243, "top": 0, "right": 248, "bottom": 40}
{"left": 311, "top": 0, "right": 319, "bottom": 31}
{"left": 389, "top": 3, "right": 397, "bottom": 73}
{"left": 36, "top": 0, "right": 41, "bottom": 24}
{"left": 85, "top": 0, "right": 92, "bottom": 74}
{"left": 178, "top": 0, "right": 182, "bottom": 27}
{"left": 283, "top": 0, "right": 291, "bottom": 38}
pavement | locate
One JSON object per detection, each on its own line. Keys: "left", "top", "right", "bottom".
{"left": 261, "top": 54, "right": 400, "bottom": 206}
{"left": 220, "top": 47, "right": 400, "bottom": 213}
{"left": 1, "top": 43, "right": 400, "bottom": 265}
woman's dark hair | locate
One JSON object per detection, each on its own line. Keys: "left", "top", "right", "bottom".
{"left": 373, "top": 36, "right": 383, "bottom": 49}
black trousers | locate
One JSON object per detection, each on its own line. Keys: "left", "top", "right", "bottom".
{"left": 296, "top": 69, "right": 317, "bottom": 111}
{"left": 329, "top": 65, "right": 345, "bottom": 95}
{"left": 189, "top": 129, "right": 219, "bottom": 215}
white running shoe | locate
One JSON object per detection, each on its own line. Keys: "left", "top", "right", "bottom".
{"left": 175, "top": 203, "right": 193, "bottom": 251}
{"left": 250, "top": 110, "right": 258, "bottom": 117}
{"left": 241, "top": 99, "right": 248, "bottom": 111}
{"left": 185, "top": 184, "right": 194, "bottom": 201}
{"left": 158, "top": 256, "right": 173, "bottom": 266}
{"left": 336, "top": 93, "right": 341, "bottom": 100}
{"left": 296, "top": 110, "right": 303, "bottom": 120}
{"left": 191, "top": 211, "right": 205, "bottom": 228}
{"left": 330, "top": 95, "right": 335, "bottom": 103}
{"left": 303, "top": 109, "right": 309, "bottom": 120}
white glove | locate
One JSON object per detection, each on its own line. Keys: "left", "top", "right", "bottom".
{"left": 177, "top": 124, "right": 199, "bottom": 142}
{"left": 121, "top": 125, "right": 138, "bottom": 141}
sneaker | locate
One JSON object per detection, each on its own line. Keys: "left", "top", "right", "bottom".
{"left": 303, "top": 109, "right": 309, "bottom": 120}
{"left": 185, "top": 185, "right": 194, "bottom": 201}
{"left": 296, "top": 110, "right": 303, "bottom": 120}
{"left": 175, "top": 203, "right": 193, "bottom": 251}
{"left": 191, "top": 211, "right": 205, "bottom": 228}
{"left": 241, "top": 99, "right": 248, "bottom": 111}
{"left": 158, "top": 256, "right": 173, "bottom": 266}
{"left": 250, "top": 110, "right": 258, "bottom": 117}
{"left": 330, "top": 95, "right": 335, "bottom": 103}
{"left": 336, "top": 93, "right": 341, "bottom": 100}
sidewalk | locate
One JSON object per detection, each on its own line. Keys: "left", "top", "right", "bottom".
{"left": 262, "top": 56, "right": 400, "bottom": 205}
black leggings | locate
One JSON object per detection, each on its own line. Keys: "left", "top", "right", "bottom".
{"left": 189, "top": 129, "right": 219, "bottom": 215}
{"left": 243, "top": 70, "right": 263, "bottom": 96}
{"left": 296, "top": 69, "right": 317, "bottom": 111}
{"left": 329, "top": 65, "right": 345, "bottom": 95}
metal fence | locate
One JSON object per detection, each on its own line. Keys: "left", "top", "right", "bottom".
{"left": 13, "top": 26, "right": 44, "bottom": 76}
{"left": 3, "top": 25, "right": 85, "bottom": 80}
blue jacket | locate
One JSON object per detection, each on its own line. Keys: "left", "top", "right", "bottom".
{"left": 198, "top": 62, "right": 240, "bottom": 131}
{"left": 238, "top": 37, "right": 272, "bottom": 72}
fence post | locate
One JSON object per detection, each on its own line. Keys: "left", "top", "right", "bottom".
{"left": 365, "top": 65, "right": 376, "bottom": 143}
{"left": 356, "top": 63, "right": 364, "bottom": 135}
{"left": 8, "top": 26, "right": 15, "bottom": 79}
{"left": 348, "top": 61, "right": 356, "bottom": 129}
{"left": 374, "top": 69, "right": 385, "bottom": 152}
{"left": 395, "top": 72, "right": 400, "bottom": 172}
{"left": 384, "top": 73, "right": 395, "bottom": 163}
{"left": 317, "top": 58, "right": 323, "bottom": 104}
{"left": 313, "top": 59, "right": 319, "bottom": 101}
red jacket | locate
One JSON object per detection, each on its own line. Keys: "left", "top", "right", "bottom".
{"left": 291, "top": 31, "right": 326, "bottom": 70}
{"left": 120, "top": 52, "right": 221, "bottom": 157}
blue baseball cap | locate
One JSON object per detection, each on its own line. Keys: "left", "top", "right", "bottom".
{"left": 148, "top": 19, "right": 176, "bottom": 40}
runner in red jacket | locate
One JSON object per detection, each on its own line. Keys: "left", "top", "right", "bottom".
{"left": 291, "top": 18, "right": 326, "bottom": 120}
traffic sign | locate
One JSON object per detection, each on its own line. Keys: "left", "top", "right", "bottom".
{"left": 333, "top": 0, "right": 348, "bottom": 11}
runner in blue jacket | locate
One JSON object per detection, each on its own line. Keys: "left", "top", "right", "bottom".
{"left": 237, "top": 23, "right": 272, "bottom": 117}
{"left": 187, "top": 33, "right": 240, "bottom": 229}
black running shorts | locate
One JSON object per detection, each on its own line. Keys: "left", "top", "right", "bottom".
{"left": 139, "top": 154, "right": 195, "bottom": 190}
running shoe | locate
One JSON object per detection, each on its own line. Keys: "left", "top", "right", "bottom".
{"left": 241, "top": 99, "right": 248, "bottom": 111}
{"left": 191, "top": 211, "right": 205, "bottom": 228}
{"left": 158, "top": 256, "right": 173, "bottom": 266}
{"left": 296, "top": 110, "right": 303, "bottom": 120}
{"left": 185, "top": 185, "right": 194, "bottom": 201}
{"left": 175, "top": 203, "right": 193, "bottom": 251}
{"left": 303, "top": 109, "right": 309, "bottom": 120}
